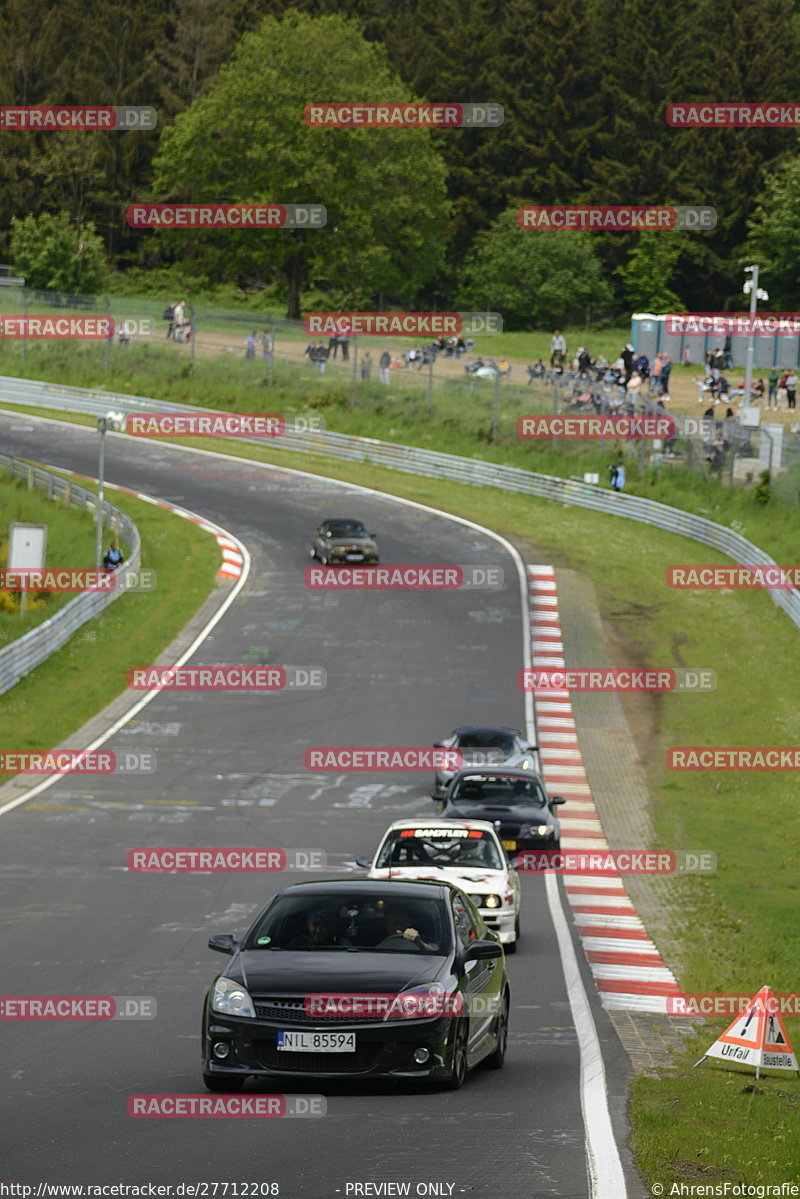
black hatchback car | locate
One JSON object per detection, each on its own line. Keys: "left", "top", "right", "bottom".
{"left": 436, "top": 767, "right": 566, "bottom": 853}
{"left": 309, "top": 518, "right": 379, "bottom": 565}
{"left": 202, "top": 879, "right": 509, "bottom": 1091}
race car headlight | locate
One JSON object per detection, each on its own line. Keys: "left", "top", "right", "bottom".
{"left": 483, "top": 894, "right": 502, "bottom": 908}
{"left": 520, "top": 758, "right": 532, "bottom": 769}
{"left": 521, "top": 823, "right": 555, "bottom": 837}
{"left": 211, "top": 977, "right": 255, "bottom": 1019}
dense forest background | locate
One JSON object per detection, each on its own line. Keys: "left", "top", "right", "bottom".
{"left": 1, "top": 0, "right": 799, "bottom": 322}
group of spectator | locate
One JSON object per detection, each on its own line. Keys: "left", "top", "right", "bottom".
{"left": 163, "top": 300, "right": 191, "bottom": 342}
{"left": 245, "top": 330, "right": 274, "bottom": 360}
{"left": 698, "top": 360, "right": 797, "bottom": 410}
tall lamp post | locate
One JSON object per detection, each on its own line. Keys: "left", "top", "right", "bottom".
{"left": 743, "top": 265, "right": 769, "bottom": 407}
{"left": 95, "top": 412, "right": 126, "bottom": 569}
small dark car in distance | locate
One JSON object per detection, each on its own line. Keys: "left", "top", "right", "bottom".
{"left": 432, "top": 725, "right": 539, "bottom": 796}
{"left": 202, "top": 879, "right": 509, "bottom": 1090}
{"left": 309, "top": 518, "right": 379, "bottom": 565}
{"left": 435, "top": 767, "right": 566, "bottom": 854}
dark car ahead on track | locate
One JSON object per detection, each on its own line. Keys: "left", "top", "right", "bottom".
{"left": 431, "top": 725, "right": 539, "bottom": 796}
{"left": 309, "top": 518, "right": 379, "bottom": 565}
{"left": 435, "top": 767, "right": 566, "bottom": 854}
{"left": 202, "top": 879, "right": 509, "bottom": 1091}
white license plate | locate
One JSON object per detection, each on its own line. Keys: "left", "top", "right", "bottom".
{"left": 276, "top": 1031, "right": 356, "bottom": 1052}
{"left": 345, "top": 554, "right": 363, "bottom": 561}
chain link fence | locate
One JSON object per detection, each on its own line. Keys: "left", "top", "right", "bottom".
{"left": 1, "top": 283, "right": 799, "bottom": 502}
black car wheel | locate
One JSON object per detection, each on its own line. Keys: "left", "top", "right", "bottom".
{"left": 441, "top": 1018, "right": 469, "bottom": 1090}
{"left": 202, "top": 1072, "right": 246, "bottom": 1093}
{"left": 483, "top": 992, "right": 509, "bottom": 1070}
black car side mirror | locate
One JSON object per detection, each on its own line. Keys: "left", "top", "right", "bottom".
{"left": 355, "top": 856, "right": 372, "bottom": 869}
{"left": 464, "top": 939, "right": 503, "bottom": 962}
{"left": 550, "top": 796, "right": 567, "bottom": 806}
{"left": 208, "top": 933, "right": 238, "bottom": 955}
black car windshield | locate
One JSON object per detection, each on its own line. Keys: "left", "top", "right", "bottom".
{"left": 324, "top": 521, "right": 368, "bottom": 538}
{"left": 246, "top": 893, "right": 450, "bottom": 954}
{"left": 455, "top": 731, "right": 516, "bottom": 754}
{"left": 450, "top": 775, "right": 547, "bottom": 805}
{"left": 375, "top": 828, "right": 504, "bottom": 871}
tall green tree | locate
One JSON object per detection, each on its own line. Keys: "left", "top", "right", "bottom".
{"left": 150, "top": 10, "right": 452, "bottom": 316}
{"left": 745, "top": 157, "right": 800, "bottom": 309}
{"left": 457, "top": 208, "right": 612, "bottom": 328}
{"left": 10, "top": 211, "right": 107, "bottom": 292}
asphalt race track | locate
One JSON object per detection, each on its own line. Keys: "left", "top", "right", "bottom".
{"left": 0, "top": 413, "right": 641, "bottom": 1199}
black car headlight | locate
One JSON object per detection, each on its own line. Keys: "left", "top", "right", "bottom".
{"left": 211, "top": 977, "right": 255, "bottom": 1019}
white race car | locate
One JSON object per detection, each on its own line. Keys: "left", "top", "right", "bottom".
{"left": 358, "top": 817, "right": 522, "bottom": 952}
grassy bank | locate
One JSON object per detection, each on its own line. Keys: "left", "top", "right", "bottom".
{"left": 0, "top": 476, "right": 220, "bottom": 784}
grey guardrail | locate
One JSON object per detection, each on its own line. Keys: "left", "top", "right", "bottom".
{"left": 0, "top": 452, "right": 141, "bottom": 695}
{"left": 2, "top": 374, "right": 798, "bottom": 632}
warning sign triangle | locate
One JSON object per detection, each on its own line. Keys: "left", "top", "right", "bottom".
{"left": 694, "top": 985, "right": 799, "bottom": 1077}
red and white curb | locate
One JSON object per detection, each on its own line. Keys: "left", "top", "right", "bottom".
{"left": 528, "top": 564, "right": 680, "bottom": 1014}
{"left": 113, "top": 487, "right": 245, "bottom": 581}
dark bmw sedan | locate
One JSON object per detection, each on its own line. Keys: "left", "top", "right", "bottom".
{"left": 436, "top": 767, "right": 566, "bottom": 854}
{"left": 202, "top": 879, "right": 509, "bottom": 1091}
{"left": 309, "top": 518, "right": 379, "bottom": 565}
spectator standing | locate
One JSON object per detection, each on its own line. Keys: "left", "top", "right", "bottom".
{"left": 245, "top": 331, "right": 257, "bottom": 359}
{"left": 786, "top": 370, "right": 798, "bottom": 410}
{"left": 723, "top": 333, "right": 733, "bottom": 369}
{"left": 163, "top": 301, "right": 176, "bottom": 339}
{"left": 621, "top": 343, "right": 635, "bottom": 382}
{"left": 778, "top": 371, "right": 789, "bottom": 409}
{"left": 261, "top": 329, "right": 273, "bottom": 360}
{"left": 340, "top": 336, "right": 350, "bottom": 362}
{"left": 361, "top": 350, "right": 372, "bottom": 380}
{"left": 550, "top": 329, "right": 566, "bottom": 365}
{"left": 767, "top": 368, "right": 780, "bottom": 409}
{"left": 328, "top": 335, "right": 339, "bottom": 360}
{"left": 608, "top": 463, "right": 619, "bottom": 489}
{"left": 379, "top": 349, "right": 391, "bottom": 384}
{"left": 651, "top": 352, "right": 663, "bottom": 395}
{"left": 660, "top": 354, "right": 672, "bottom": 396}
{"left": 615, "top": 463, "right": 626, "bottom": 491}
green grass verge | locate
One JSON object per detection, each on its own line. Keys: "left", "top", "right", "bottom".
{"left": 0, "top": 470, "right": 130, "bottom": 644}
{"left": 0, "top": 478, "right": 220, "bottom": 786}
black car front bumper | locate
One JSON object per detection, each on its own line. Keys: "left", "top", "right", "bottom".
{"left": 203, "top": 1011, "right": 457, "bottom": 1080}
